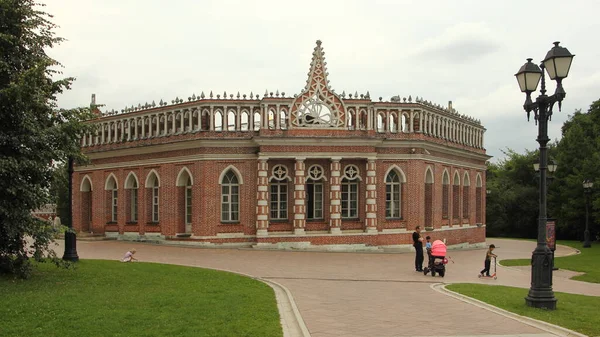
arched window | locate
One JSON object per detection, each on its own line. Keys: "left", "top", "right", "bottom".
{"left": 185, "top": 176, "right": 192, "bottom": 224}
{"left": 306, "top": 165, "right": 325, "bottom": 220}
{"left": 341, "top": 165, "right": 360, "bottom": 219}
{"left": 146, "top": 171, "right": 160, "bottom": 223}
{"left": 269, "top": 165, "right": 289, "bottom": 220}
{"left": 105, "top": 175, "right": 118, "bottom": 222}
{"left": 124, "top": 173, "right": 138, "bottom": 223}
{"left": 453, "top": 172, "right": 460, "bottom": 219}
{"left": 221, "top": 170, "right": 239, "bottom": 222}
{"left": 214, "top": 111, "right": 223, "bottom": 131}
{"left": 385, "top": 170, "right": 404, "bottom": 218}
{"left": 241, "top": 111, "right": 249, "bottom": 131}
{"left": 424, "top": 168, "right": 434, "bottom": 228}
{"left": 80, "top": 176, "right": 93, "bottom": 232}
{"left": 463, "top": 173, "right": 471, "bottom": 219}
{"left": 253, "top": 112, "right": 261, "bottom": 131}
{"left": 227, "top": 110, "right": 236, "bottom": 131}
{"left": 442, "top": 171, "right": 450, "bottom": 218}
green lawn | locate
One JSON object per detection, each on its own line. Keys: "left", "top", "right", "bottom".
{"left": 0, "top": 260, "right": 282, "bottom": 337}
{"left": 446, "top": 284, "right": 600, "bottom": 337}
{"left": 501, "top": 240, "right": 600, "bottom": 283}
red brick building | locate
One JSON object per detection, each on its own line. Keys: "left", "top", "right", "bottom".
{"left": 73, "top": 40, "right": 490, "bottom": 250}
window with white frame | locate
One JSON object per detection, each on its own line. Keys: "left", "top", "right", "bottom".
{"left": 106, "top": 176, "right": 118, "bottom": 222}
{"left": 306, "top": 165, "right": 325, "bottom": 220}
{"left": 130, "top": 179, "right": 138, "bottom": 222}
{"left": 341, "top": 165, "right": 359, "bottom": 219}
{"left": 385, "top": 170, "right": 402, "bottom": 218}
{"left": 185, "top": 176, "right": 192, "bottom": 224}
{"left": 269, "top": 165, "right": 289, "bottom": 220}
{"left": 221, "top": 170, "right": 239, "bottom": 222}
{"left": 146, "top": 173, "right": 160, "bottom": 223}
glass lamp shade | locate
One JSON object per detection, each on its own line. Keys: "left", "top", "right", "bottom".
{"left": 543, "top": 42, "right": 575, "bottom": 80}
{"left": 533, "top": 163, "right": 540, "bottom": 172}
{"left": 515, "top": 58, "right": 542, "bottom": 92}
{"left": 548, "top": 160, "right": 558, "bottom": 173}
{"left": 583, "top": 179, "right": 594, "bottom": 190}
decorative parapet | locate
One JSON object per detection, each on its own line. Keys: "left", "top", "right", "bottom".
{"left": 81, "top": 41, "right": 485, "bottom": 151}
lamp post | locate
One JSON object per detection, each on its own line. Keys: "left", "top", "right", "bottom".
{"left": 583, "top": 180, "right": 594, "bottom": 248}
{"left": 62, "top": 156, "right": 79, "bottom": 262}
{"left": 533, "top": 160, "right": 558, "bottom": 270}
{"left": 515, "top": 41, "right": 574, "bottom": 310}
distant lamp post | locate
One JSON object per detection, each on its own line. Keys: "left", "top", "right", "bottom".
{"left": 62, "top": 156, "right": 79, "bottom": 262}
{"left": 583, "top": 179, "right": 594, "bottom": 248}
{"left": 515, "top": 41, "right": 574, "bottom": 310}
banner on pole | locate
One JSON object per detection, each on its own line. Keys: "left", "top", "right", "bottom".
{"left": 546, "top": 220, "right": 556, "bottom": 250}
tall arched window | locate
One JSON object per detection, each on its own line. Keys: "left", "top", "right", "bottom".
{"left": 385, "top": 170, "right": 403, "bottom": 218}
{"left": 306, "top": 165, "right": 325, "bottom": 220}
{"left": 124, "top": 173, "right": 138, "bottom": 223}
{"left": 463, "top": 173, "right": 471, "bottom": 219}
{"left": 146, "top": 171, "right": 160, "bottom": 223}
{"left": 221, "top": 170, "right": 239, "bottom": 222}
{"left": 341, "top": 165, "right": 360, "bottom": 219}
{"left": 453, "top": 172, "right": 460, "bottom": 219}
{"left": 80, "top": 176, "right": 93, "bottom": 232}
{"left": 424, "top": 168, "right": 434, "bottom": 228}
{"left": 105, "top": 175, "right": 118, "bottom": 222}
{"left": 442, "top": 171, "right": 450, "bottom": 218}
{"left": 185, "top": 176, "right": 192, "bottom": 224}
{"left": 269, "top": 165, "right": 289, "bottom": 220}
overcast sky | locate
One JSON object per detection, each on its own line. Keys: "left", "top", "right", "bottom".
{"left": 42, "top": 0, "right": 600, "bottom": 162}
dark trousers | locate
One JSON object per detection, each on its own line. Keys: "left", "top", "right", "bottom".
{"left": 415, "top": 246, "right": 424, "bottom": 271}
{"left": 480, "top": 259, "right": 491, "bottom": 276}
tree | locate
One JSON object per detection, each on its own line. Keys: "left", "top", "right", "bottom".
{"left": 549, "top": 100, "right": 600, "bottom": 240}
{"left": 486, "top": 149, "right": 542, "bottom": 238}
{"left": 0, "top": 0, "right": 94, "bottom": 278}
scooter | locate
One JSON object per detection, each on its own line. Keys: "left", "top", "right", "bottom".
{"left": 478, "top": 257, "right": 497, "bottom": 280}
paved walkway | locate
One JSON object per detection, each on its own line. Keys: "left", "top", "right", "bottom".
{"left": 52, "top": 238, "right": 599, "bottom": 337}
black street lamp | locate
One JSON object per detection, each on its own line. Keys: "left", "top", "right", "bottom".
{"left": 583, "top": 179, "right": 594, "bottom": 248}
{"left": 515, "top": 41, "right": 575, "bottom": 310}
{"left": 62, "top": 156, "right": 79, "bottom": 262}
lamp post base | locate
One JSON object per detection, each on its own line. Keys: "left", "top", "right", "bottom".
{"left": 525, "top": 247, "right": 557, "bottom": 310}
{"left": 525, "top": 294, "right": 557, "bottom": 310}
{"left": 583, "top": 230, "right": 591, "bottom": 248}
{"left": 62, "top": 232, "right": 79, "bottom": 262}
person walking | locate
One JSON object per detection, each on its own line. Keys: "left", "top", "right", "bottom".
{"left": 413, "top": 226, "right": 424, "bottom": 272}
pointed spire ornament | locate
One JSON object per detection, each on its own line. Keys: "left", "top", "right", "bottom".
{"left": 275, "top": 90, "right": 279, "bottom": 97}
{"left": 209, "top": 91, "right": 213, "bottom": 98}
{"left": 192, "top": 93, "right": 196, "bottom": 100}
{"left": 201, "top": 91, "right": 205, "bottom": 99}
{"left": 237, "top": 92, "right": 240, "bottom": 99}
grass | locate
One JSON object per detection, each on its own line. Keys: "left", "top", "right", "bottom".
{"left": 446, "top": 284, "right": 600, "bottom": 337}
{"left": 500, "top": 240, "right": 600, "bottom": 283}
{"left": 0, "top": 260, "right": 282, "bottom": 337}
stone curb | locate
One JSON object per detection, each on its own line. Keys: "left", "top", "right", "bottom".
{"left": 261, "top": 278, "right": 312, "bottom": 337}
{"left": 431, "top": 283, "right": 587, "bottom": 337}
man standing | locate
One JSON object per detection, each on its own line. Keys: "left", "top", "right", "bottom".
{"left": 413, "top": 226, "right": 424, "bottom": 272}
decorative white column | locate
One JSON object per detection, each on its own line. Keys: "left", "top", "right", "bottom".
{"left": 256, "top": 158, "right": 269, "bottom": 236}
{"left": 329, "top": 157, "right": 342, "bottom": 234}
{"left": 365, "top": 158, "right": 378, "bottom": 233}
{"left": 293, "top": 158, "right": 306, "bottom": 235}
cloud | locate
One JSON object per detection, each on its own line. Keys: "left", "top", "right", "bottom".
{"left": 409, "top": 22, "right": 501, "bottom": 64}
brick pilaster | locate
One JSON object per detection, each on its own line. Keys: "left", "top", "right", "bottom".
{"left": 329, "top": 157, "right": 342, "bottom": 234}
{"left": 365, "top": 159, "right": 377, "bottom": 233}
{"left": 256, "top": 159, "right": 269, "bottom": 236}
{"left": 293, "top": 158, "right": 306, "bottom": 235}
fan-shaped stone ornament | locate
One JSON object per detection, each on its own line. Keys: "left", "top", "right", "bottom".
{"left": 290, "top": 40, "right": 346, "bottom": 128}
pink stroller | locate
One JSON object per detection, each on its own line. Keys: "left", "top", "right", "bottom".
{"left": 423, "top": 240, "right": 448, "bottom": 277}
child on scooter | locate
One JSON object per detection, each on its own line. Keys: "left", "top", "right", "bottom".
{"left": 480, "top": 244, "right": 497, "bottom": 277}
